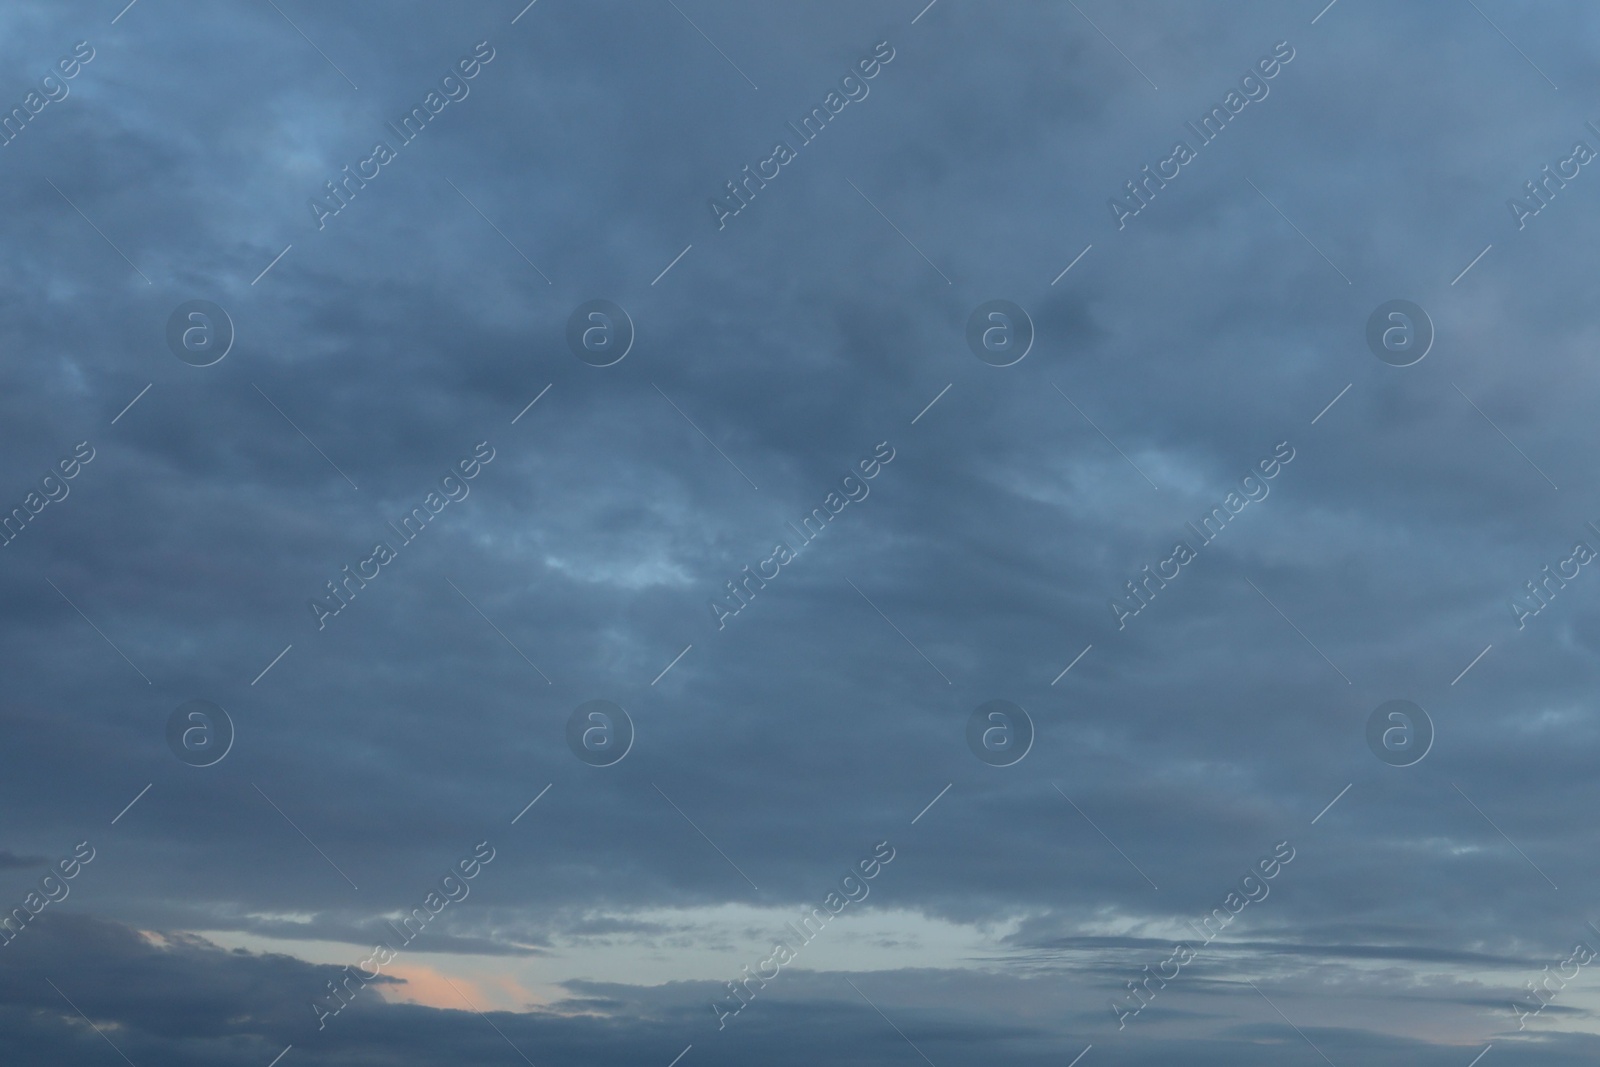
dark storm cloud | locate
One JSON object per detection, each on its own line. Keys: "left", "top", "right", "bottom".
{"left": 5, "top": 0, "right": 1600, "bottom": 1062}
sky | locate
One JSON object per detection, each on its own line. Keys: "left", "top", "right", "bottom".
{"left": 3, "top": 0, "right": 1600, "bottom": 1064}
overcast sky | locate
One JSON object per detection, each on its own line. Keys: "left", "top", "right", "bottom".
{"left": 5, "top": 1, "right": 1600, "bottom": 1064}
